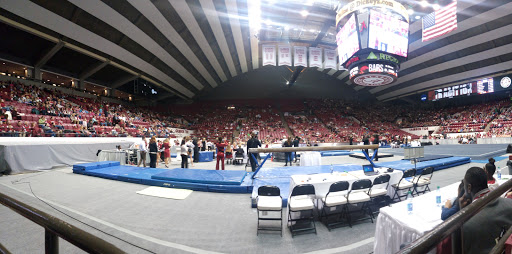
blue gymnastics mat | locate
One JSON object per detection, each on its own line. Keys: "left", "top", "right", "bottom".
{"left": 375, "top": 156, "right": 471, "bottom": 172}
{"left": 73, "top": 162, "right": 253, "bottom": 193}
{"left": 152, "top": 168, "right": 246, "bottom": 185}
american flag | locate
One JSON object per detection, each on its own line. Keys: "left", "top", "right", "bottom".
{"left": 422, "top": 1, "right": 458, "bottom": 42}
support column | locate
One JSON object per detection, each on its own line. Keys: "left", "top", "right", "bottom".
{"left": 33, "top": 67, "right": 42, "bottom": 81}
{"left": 78, "top": 79, "right": 85, "bottom": 90}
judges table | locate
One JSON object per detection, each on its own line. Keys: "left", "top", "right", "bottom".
{"left": 98, "top": 149, "right": 128, "bottom": 165}
{"left": 299, "top": 152, "right": 322, "bottom": 166}
{"left": 289, "top": 168, "right": 403, "bottom": 200}
{"left": 374, "top": 175, "right": 512, "bottom": 254}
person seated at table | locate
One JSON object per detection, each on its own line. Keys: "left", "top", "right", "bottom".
{"left": 441, "top": 181, "right": 467, "bottom": 221}
{"left": 462, "top": 167, "right": 512, "bottom": 254}
{"left": 485, "top": 158, "right": 496, "bottom": 184}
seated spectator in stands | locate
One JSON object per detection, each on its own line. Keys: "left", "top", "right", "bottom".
{"left": 462, "top": 167, "right": 512, "bottom": 254}
{"left": 38, "top": 116, "right": 47, "bottom": 128}
{"left": 30, "top": 122, "right": 42, "bottom": 137}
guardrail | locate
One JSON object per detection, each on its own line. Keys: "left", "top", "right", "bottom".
{"left": 0, "top": 192, "right": 124, "bottom": 254}
{"left": 398, "top": 178, "right": 512, "bottom": 253}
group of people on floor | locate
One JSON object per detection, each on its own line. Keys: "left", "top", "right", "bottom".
{"left": 136, "top": 136, "right": 171, "bottom": 168}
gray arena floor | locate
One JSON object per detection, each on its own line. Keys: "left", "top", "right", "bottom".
{"left": 0, "top": 145, "right": 510, "bottom": 254}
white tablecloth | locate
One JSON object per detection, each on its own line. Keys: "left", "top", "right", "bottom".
{"left": 299, "top": 152, "right": 322, "bottom": 166}
{"left": 374, "top": 175, "right": 512, "bottom": 254}
{"left": 98, "top": 150, "right": 128, "bottom": 165}
{"left": 289, "top": 168, "right": 403, "bottom": 199}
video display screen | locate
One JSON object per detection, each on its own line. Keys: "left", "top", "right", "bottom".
{"left": 336, "top": 14, "right": 360, "bottom": 65}
{"left": 427, "top": 83, "right": 474, "bottom": 101}
{"left": 368, "top": 10, "right": 409, "bottom": 58}
{"left": 476, "top": 77, "right": 494, "bottom": 94}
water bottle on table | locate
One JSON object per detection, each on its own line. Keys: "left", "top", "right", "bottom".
{"left": 436, "top": 186, "right": 441, "bottom": 207}
{"left": 407, "top": 191, "right": 413, "bottom": 215}
{"left": 497, "top": 167, "right": 502, "bottom": 180}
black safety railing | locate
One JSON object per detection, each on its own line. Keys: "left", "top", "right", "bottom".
{"left": 0, "top": 192, "right": 125, "bottom": 254}
{"left": 398, "top": 178, "right": 512, "bottom": 254}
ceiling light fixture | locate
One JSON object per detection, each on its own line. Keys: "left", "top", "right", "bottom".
{"left": 407, "top": 9, "right": 414, "bottom": 15}
{"left": 284, "top": 26, "right": 289, "bottom": 31}
{"left": 415, "top": 15, "right": 421, "bottom": 20}
{"left": 420, "top": 1, "right": 429, "bottom": 7}
{"left": 432, "top": 4, "right": 440, "bottom": 10}
{"left": 300, "top": 10, "right": 309, "bottom": 17}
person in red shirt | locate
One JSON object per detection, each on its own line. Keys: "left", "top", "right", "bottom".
{"left": 215, "top": 137, "right": 228, "bottom": 170}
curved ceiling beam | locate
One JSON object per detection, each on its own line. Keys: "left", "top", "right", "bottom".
{"left": 127, "top": 0, "right": 218, "bottom": 88}
{"left": 68, "top": 0, "right": 204, "bottom": 91}
{"left": 169, "top": 0, "right": 227, "bottom": 86}
{"left": 199, "top": 0, "right": 238, "bottom": 78}
{"left": 0, "top": 0, "right": 194, "bottom": 98}
{"left": 225, "top": 0, "right": 248, "bottom": 73}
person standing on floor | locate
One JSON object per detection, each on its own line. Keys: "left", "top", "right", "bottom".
{"left": 283, "top": 137, "right": 293, "bottom": 166}
{"left": 185, "top": 136, "right": 195, "bottom": 167}
{"left": 215, "top": 137, "right": 228, "bottom": 170}
{"left": 148, "top": 136, "right": 158, "bottom": 168}
{"left": 163, "top": 138, "right": 171, "bottom": 168}
{"left": 363, "top": 134, "right": 370, "bottom": 155}
{"left": 193, "top": 137, "right": 200, "bottom": 163}
{"left": 293, "top": 136, "right": 300, "bottom": 163}
{"left": 247, "top": 132, "right": 261, "bottom": 172}
{"left": 372, "top": 133, "right": 380, "bottom": 161}
{"left": 137, "top": 136, "right": 147, "bottom": 167}
{"left": 180, "top": 139, "right": 188, "bottom": 168}
{"left": 201, "top": 138, "right": 206, "bottom": 151}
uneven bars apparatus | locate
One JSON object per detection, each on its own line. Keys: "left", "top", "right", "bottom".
{"left": 248, "top": 144, "right": 379, "bottom": 179}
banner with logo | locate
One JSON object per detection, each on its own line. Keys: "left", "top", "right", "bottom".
{"left": 294, "top": 46, "right": 307, "bottom": 67}
{"left": 278, "top": 45, "right": 292, "bottom": 66}
{"left": 324, "top": 49, "right": 337, "bottom": 69}
{"left": 309, "top": 47, "right": 322, "bottom": 68}
{"left": 262, "top": 45, "right": 276, "bottom": 66}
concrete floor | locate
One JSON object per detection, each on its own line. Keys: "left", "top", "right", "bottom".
{"left": 0, "top": 146, "right": 506, "bottom": 254}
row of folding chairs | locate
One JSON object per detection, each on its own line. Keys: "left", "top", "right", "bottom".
{"left": 256, "top": 174, "right": 392, "bottom": 236}
{"left": 392, "top": 167, "right": 434, "bottom": 202}
{"left": 256, "top": 166, "right": 435, "bottom": 237}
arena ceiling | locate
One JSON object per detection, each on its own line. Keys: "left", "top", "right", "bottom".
{"left": 0, "top": 0, "right": 511, "bottom": 102}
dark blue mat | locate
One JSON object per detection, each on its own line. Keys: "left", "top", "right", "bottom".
{"left": 375, "top": 156, "right": 471, "bottom": 171}
{"left": 73, "top": 162, "right": 253, "bottom": 193}
{"left": 152, "top": 168, "right": 246, "bottom": 185}
{"left": 198, "top": 151, "right": 214, "bottom": 162}
{"left": 73, "top": 161, "right": 120, "bottom": 171}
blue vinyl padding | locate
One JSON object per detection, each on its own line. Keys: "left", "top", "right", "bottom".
{"left": 472, "top": 156, "right": 508, "bottom": 164}
{"left": 375, "top": 156, "right": 471, "bottom": 171}
{"left": 198, "top": 151, "right": 214, "bottom": 162}
{"left": 73, "top": 161, "right": 120, "bottom": 171}
{"left": 152, "top": 168, "right": 246, "bottom": 185}
{"left": 321, "top": 151, "right": 353, "bottom": 156}
{"left": 73, "top": 163, "right": 253, "bottom": 193}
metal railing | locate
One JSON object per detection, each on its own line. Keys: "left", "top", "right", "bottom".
{"left": 398, "top": 178, "right": 512, "bottom": 254}
{"left": 0, "top": 192, "right": 125, "bottom": 254}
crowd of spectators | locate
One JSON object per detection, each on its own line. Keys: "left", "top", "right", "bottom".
{"left": 4, "top": 78, "right": 512, "bottom": 143}
{"left": 0, "top": 80, "right": 186, "bottom": 138}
